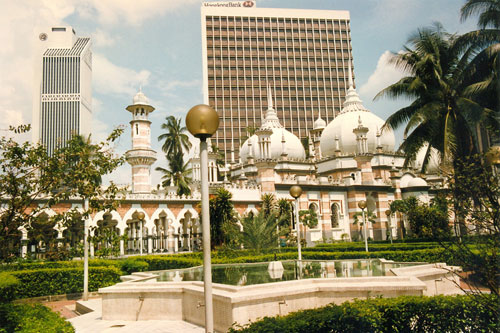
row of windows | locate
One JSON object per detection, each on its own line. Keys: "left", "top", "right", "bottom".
{"left": 206, "top": 16, "right": 349, "bottom": 26}
{"left": 207, "top": 55, "right": 351, "bottom": 61}
{"left": 42, "top": 57, "right": 81, "bottom": 94}
{"left": 40, "top": 101, "right": 79, "bottom": 155}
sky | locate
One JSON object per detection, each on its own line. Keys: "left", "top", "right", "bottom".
{"left": 0, "top": 0, "right": 478, "bottom": 187}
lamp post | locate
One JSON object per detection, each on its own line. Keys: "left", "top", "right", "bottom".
{"left": 385, "top": 209, "right": 393, "bottom": 244}
{"left": 358, "top": 200, "right": 368, "bottom": 252}
{"left": 289, "top": 185, "right": 303, "bottom": 261}
{"left": 83, "top": 198, "right": 89, "bottom": 301}
{"left": 186, "top": 104, "right": 219, "bottom": 333}
{"left": 137, "top": 212, "right": 145, "bottom": 255}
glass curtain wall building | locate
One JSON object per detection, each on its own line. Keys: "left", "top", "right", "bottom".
{"left": 201, "top": 2, "right": 353, "bottom": 163}
{"left": 32, "top": 26, "right": 92, "bottom": 155}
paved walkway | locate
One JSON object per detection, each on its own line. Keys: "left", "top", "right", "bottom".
{"left": 67, "top": 298, "right": 204, "bottom": 333}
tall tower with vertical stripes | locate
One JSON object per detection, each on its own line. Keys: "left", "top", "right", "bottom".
{"left": 125, "top": 90, "right": 157, "bottom": 194}
{"left": 32, "top": 26, "right": 92, "bottom": 155}
{"left": 201, "top": 2, "right": 353, "bottom": 163}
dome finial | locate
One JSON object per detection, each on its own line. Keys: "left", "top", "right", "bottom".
{"left": 267, "top": 82, "right": 273, "bottom": 110}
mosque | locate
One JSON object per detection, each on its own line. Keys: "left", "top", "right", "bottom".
{"left": 19, "top": 69, "right": 444, "bottom": 258}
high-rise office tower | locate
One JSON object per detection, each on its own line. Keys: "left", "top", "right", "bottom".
{"left": 32, "top": 26, "right": 92, "bottom": 155}
{"left": 201, "top": 2, "right": 353, "bottom": 163}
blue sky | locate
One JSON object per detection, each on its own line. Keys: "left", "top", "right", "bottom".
{"left": 0, "top": 0, "right": 477, "bottom": 186}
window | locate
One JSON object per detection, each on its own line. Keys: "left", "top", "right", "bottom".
{"left": 331, "top": 203, "right": 340, "bottom": 228}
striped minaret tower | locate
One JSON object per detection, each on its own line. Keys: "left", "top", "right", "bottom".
{"left": 125, "top": 89, "right": 157, "bottom": 193}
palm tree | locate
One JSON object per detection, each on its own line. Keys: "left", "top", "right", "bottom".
{"left": 376, "top": 23, "right": 492, "bottom": 171}
{"left": 240, "top": 209, "right": 279, "bottom": 252}
{"left": 158, "top": 116, "right": 191, "bottom": 157}
{"left": 155, "top": 152, "right": 192, "bottom": 196}
{"left": 458, "top": 0, "right": 500, "bottom": 145}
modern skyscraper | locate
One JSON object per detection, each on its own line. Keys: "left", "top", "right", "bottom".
{"left": 201, "top": 1, "right": 353, "bottom": 163}
{"left": 32, "top": 26, "right": 92, "bottom": 155}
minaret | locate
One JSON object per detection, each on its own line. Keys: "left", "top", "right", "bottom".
{"left": 125, "top": 89, "right": 157, "bottom": 193}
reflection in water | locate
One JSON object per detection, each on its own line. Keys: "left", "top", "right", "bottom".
{"left": 153, "top": 259, "right": 420, "bottom": 286}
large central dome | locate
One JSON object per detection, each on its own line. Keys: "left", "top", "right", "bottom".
{"left": 320, "top": 65, "right": 395, "bottom": 156}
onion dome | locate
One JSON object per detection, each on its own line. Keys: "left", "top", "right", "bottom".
{"left": 240, "top": 84, "right": 305, "bottom": 161}
{"left": 320, "top": 62, "right": 394, "bottom": 156}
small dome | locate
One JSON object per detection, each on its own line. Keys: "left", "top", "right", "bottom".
{"left": 132, "top": 90, "right": 150, "bottom": 106}
{"left": 240, "top": 83, "right": 305, "bottom": 161}
{"left": 240, "top": 128, "right": 305, "bottom": 161}
{"left": 313, "top": 117, "right": 326, "bottom": 130}
{"left": 407, "top": 177, "right": 428, "bottom": 187}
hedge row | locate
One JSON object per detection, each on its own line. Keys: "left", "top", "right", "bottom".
{"left": 0, "top": 267, "right": 121, "bottom": 300}
{"left": 229, "top": 295, "right": 499, "bottom": 333}
{"left": 0, "top": 303, "right": 74, "bottom": 333}
{"left": 0, "top": 273, "right": 19, "bottom": 303}
{"left": 0, "top": 259, "right": 119, "bottom": 272}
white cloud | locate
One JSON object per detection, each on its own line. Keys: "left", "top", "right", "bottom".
{"left": 93, "top": 53, "right": 151, "bottom": 96}
{"left": 75, "top": 0, "right": 199, "bottom": 26}
{"left": 91, "top": 28, "right": 116, "bottom": 47}
{"left": 358, "top": 51, "right": 405, "bottom": 101}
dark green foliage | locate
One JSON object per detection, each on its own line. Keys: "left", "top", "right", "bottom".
{"left": 207, "top": 188, "right": 239, "bottom": 249}
{"left": 299, "top": 209, "right": 318, "bottom": 229}
{"left": 0, "top": 273, "right": 19, "bottom": 303}
{"left": 390, "top": 197, "right": 451, "bottom": 239}
{"left": 9, "top": 267, "right": 121, "bottom": 299}
{"left": 229, "top": 295, "right": 499, "bottom": 333}
{"left": 0, "top": 303, "right": 74, "bottom": 333}
{"left": 131, "top": 255, "right": 202, "bottom": 271}
{"left": 240, "top": 210, "right": 279, "bottom": 251}
{"left": 0, "top": 259, "right": 119, "bottom": 272}
{"left": 119, "top": 258, "right": 149, "bottom": 275}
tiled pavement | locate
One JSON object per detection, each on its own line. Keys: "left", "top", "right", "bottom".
{"left": 64, "top": 298, "right": 204, "bottom": 333}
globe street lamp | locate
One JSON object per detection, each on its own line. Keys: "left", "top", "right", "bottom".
{"left": 137, "top": 212, "right": 145, "bottom": 255}
{"left": 83, "top": 198, "right": 89, "bottom": 301}
{"left": 289, "top": 185, "right": 303, "bottom": 261}
{"left": 385, "top": 209, "right": 393, "bottom": 244}
{"left": 186, "top": 104, "right": 219, "bottom": 333}
{"left": 358, "top": 200, "right": 368, "bottom": 252}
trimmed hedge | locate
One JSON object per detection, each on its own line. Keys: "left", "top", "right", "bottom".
{"left": 0, "top": 259, "right": 119, "bottom": 272}
{"left": 0, "top": 303, "right": 74, "bottom": 333}
{"left": 8, "top": 267, "right": 121, "bottom": 299}
{"left": 0, "top": 273, "right": 20, "bottom": 303}
{"left": 229, "top": 295, "right": 499, "bottom": 333}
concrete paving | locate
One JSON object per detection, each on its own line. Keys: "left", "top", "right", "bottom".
{"left": 68, "top": 298, "right": 204, "bottom": 333}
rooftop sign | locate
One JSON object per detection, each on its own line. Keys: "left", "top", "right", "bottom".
{"left": 203, "top": 1, "right": 256, "bottom": 8}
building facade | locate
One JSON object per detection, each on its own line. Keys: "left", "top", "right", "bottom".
{"left": 32, "top": 26, "right": 92, "bottom": 154}
{"left": 201, "top": 2, "right": 353, "bottom": 163}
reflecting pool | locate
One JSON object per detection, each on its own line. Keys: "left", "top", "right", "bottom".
{"left": 148, "top": 259, "right": 422, "bottom": 286}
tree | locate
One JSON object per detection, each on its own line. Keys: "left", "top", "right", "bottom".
{"left": 0, "top": 125, "right": 124, "bottom": 260}
{"left": 158, "top": 116, "right": 191, "bottom": 157}
{"left": 299, "top": 209, "right": 318, "bottom": 229}
{"left": 458, "top": 0, "right": 500, "bottom": 144}
{"left": 277, "top": 198, "right": 293, "bottom": 230}
{"left": 206, "top": 187, "right": 239, "bottom": 249}
{"left": 156, "top": 152, "right": 192, "bottom": 196}
{"left": 376, "top": 23, "right": 494, "bottom": 171}
{"left": 390, "top": 197, "right": 451, "bottom": 239}
{"left": 445, "top": 155, "right": 499, "bottom": 299}
{"left": 240, "top": 209, "right": 279, "bottom": 252}
{"left": 261, "top": 193, "right": 277, "bottom": 216}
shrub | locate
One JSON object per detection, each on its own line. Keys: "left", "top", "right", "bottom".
{"left": 229, "top": 295, "right": 499, "bottom": 332}
{"left": 0, "top": 273, "right": 19, "bottom": 303}
{"left": 120, "top": 259, "right": 149, "bottom": 275}
{"left": 10, "top": 266, "right": 121, "bottom": 299}
{"left": 0, "top": 303, "right": 74, "bottom": 333}
{"left": 133, "top": 256, "right": 202, "bottom": 271}
{"left": 0, "top": 259, "right": 119, "bottom": 272}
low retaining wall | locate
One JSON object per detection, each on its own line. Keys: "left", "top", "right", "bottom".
{"left": 100, "top": 276, "right": 425, "bottom": 332}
